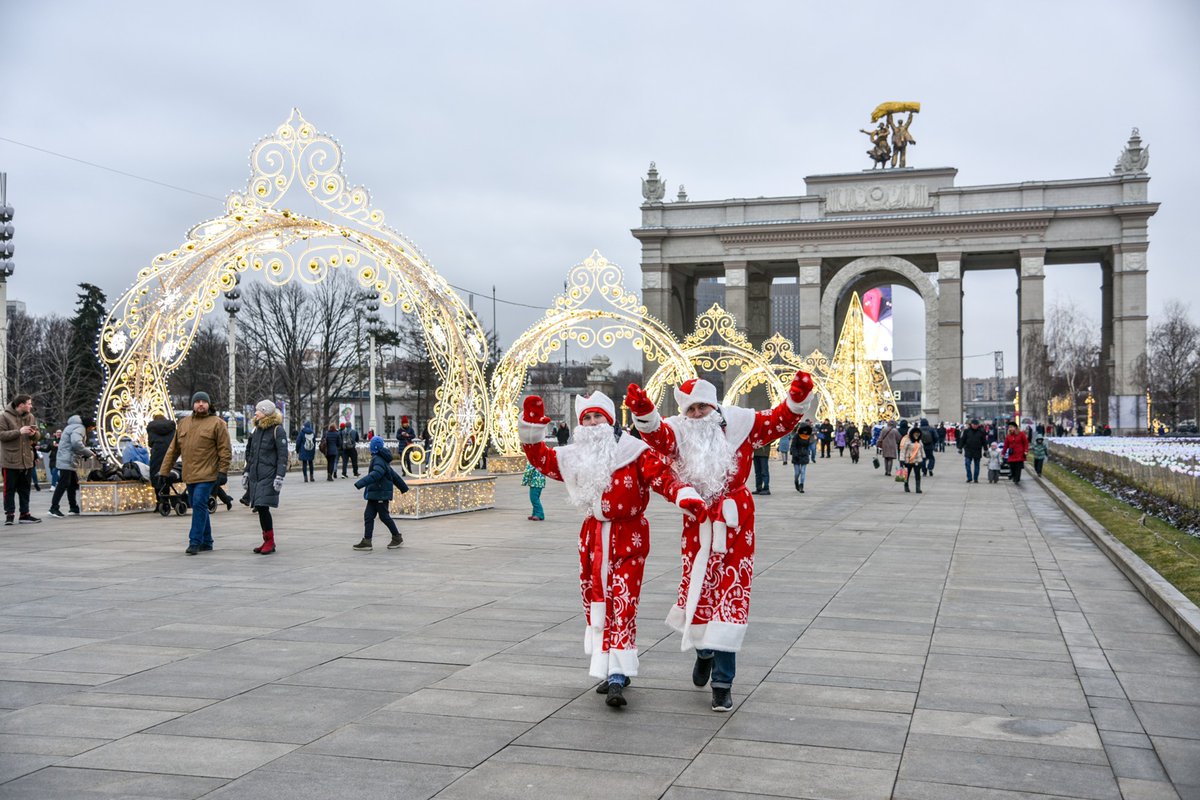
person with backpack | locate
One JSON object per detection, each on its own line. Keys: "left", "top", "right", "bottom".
{"left": 352, "top": 436, "right": 408, "bottom": 550}
{"left": 242, "top": 400, "right": 288, "bottom": 555}
{"left": 322, "top": 423, "right": 341, "bottom": 481}
{"left": 789, "top": 420, "right": 813, "bottom": 492}
{"left": 295, "top": 421, "right": 317, "bottom": 483}
{"left": 339, "top": 423, "right": 360, "bottom": 478}
{"left": 917, "top": 418, "right": 936, "bottom": 476}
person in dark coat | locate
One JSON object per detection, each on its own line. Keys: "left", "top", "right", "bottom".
{"left": 147, "top": 414, "right": 178, "bottom": 479}
{"left": 957, "top": 418, "right": 988, "bottom": 483}
{"left": 352, "top": 436, "right": 408, "bottom": 550}
{"left": 295, "top": 421, "right": 317, "bottom": 483}
{"left": 321, "top": 423, "right": 341, "bottom": 481}
{"left": 242, "top": 400, "right": 288, "bottom": 554}
{"left": 789, "top": 420, "right": 813, "bottom": 492}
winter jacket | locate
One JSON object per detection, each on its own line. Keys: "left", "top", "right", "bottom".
{"left": 835, "top": 429, "right": 847, "bottom": 447}
{"left": 55, "top": 415, "right": 93, "bottom": 471}
{"left": 295, "top": 424, "right": 317, "bottom": 461}
{"left": 958, "top": 425, "right": 988, "bottom": 458}
{"left": 146, "top": 417, "right": 177, "bottom": 478}
{"left": 159, "top": 410, "right": 232, "bottom": 484}
{"left": 1004, "top": 430, "right": 1029, "bottom": 463}
{"left": 521, "top": 463, "right": 546, "bottom": 489}
{"left": 340, "top": 427, "right": 359, "bottom": 452}
{"left": 354, "top": 448, "right": 408, "bottom": 501}
{"left": 1032, "top": 439, "right": 1049, "bottom": 460}
{"left": 877, "top": 426, "right": 901, "bottom": 460}
{"left": 0, "top": 407, "right": 40, "bottom": 470}
{"left": 818, "top": 422, "right": 833, "bottom": 442}
{"left": 321, "top": 429, "right": 341, "bottom": 458}
{"left": 243, "top": 412, "right": 288, "bottom": 508}
{"left": 987, "top": 446, "right": 1003, "bottom": 471}
{"left": 789, "top": 422, "right": 813, "bottom": 465}
{"left": 900, "top": 437, "right": 925, "bottom": 465}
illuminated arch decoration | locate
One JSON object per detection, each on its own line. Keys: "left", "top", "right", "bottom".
{"left": 727, "top": 333, "right": 840, "bottom": 419}
{"left": 644, "top": 304, "right": 788, "bottom": 408}
{"left": 490, "top": 250, "right": 693, "bottom": 457}
{"left": 96, "top": 110, "right": 491, "bottom": 478}
{"left": 822, "top": 292, "right": 900, "bottom": 424}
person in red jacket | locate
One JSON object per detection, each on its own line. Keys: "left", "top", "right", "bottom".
{"left": 519, "top": 391, "right": 706, "bottom": 709}
{"left": 625, "top": 370, "right": 816, "bottom": 712}
{"left": 1003, "top": 421, "right": 1029, "bottom": 484}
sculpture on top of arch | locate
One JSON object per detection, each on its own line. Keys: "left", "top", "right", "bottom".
{"left": 95, "top": 109, "right": 491, "bottom": 478}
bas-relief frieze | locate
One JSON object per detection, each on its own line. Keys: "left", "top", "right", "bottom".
{"left": 824, "top": 183, "right": 931, "bottom": 213}
{"left": 1020, "top": 257, "right": 1045, "bottom": 277}
{"left": 798, "top": 266, "right": 821, "bottom": 284}
{"left": 642, "top": 270, "right": 664, "bottom": 289}
{"left": 1120, "top": 252, "right": 1147, "bottom": 273}
{"left": 937, "top": 259, "right": 961, "bottom": 280}
{"left": 725, "top": 268, "right": 748, "bottom": 287}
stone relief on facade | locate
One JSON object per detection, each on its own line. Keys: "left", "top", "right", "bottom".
{"left": 1121, "top": 251, "right": 1147, "bottom": 273}
{"left": 798, "top": 266, "right": 821, "bottom": 284}
{"left": 1113, "top": 128, "right": 1149, "bottom": 175}
{"left": 937, "top": 258, "right": 961, "bottom": 280}
{"left": 825, "top": 183, "right": 931, "bottom": 213}
{"left": 1020, "top": 256, "right": 1045, "bottom": 277}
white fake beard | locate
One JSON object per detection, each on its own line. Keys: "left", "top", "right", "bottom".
{"left": 674, "top": 412, "right": 735, "bottom": 502}
{"left": 566, "top": 424, "right": 618, "bottom": 515}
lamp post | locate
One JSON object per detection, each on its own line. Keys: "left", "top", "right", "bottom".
{"left": 363, "top": 289, "right": 381, "bottom": 435}
{"left": 223, "top": 275, "right": 240, "bottom": 440}
{"left": 0, "top": 173, "right": 15, "bottom": 409}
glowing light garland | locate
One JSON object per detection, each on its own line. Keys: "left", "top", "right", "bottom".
{"left": 821, "top": 292, "right": 900, "bottom": 424}
{"left": 95, "top": 110, "right": 491, "bottom": 478}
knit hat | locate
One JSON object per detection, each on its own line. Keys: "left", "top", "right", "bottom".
{"left": 401, "top": 415, "right": 410, "bottom": 425}
{"left": 369, "top": 435, "right": 386, "bottom": 454}
{"left": 674, "top": 378, "right": 719, "bottom": 414}
{"left": 191, "top": 391, "right": 210, "bottom": 405}
{"left": 255, "top": 399, "right": 277, "bottom": 417}
{"left": 574, "top": 391, "right": 615, "bottom": 425}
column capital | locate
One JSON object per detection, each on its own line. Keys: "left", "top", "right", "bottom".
{"left": 935, "top": 251, "right": 962, "bottom": 263}
{"left": 1018, "top": 247, "right": 1046, "bottom": 260}
{"left": 1112, "top": 242, "right": 1149, "bottom": 255}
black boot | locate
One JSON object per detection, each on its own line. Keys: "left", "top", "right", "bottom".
{"left": 605, "top": 682, "right": 627, "bottom": 708}
{"left": 692, "top": 654, "right": 713, "bottom": 687}
{"left": 800, "top": 483, "right": 805, "bottom": 493}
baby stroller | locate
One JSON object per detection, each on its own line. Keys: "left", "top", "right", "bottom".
{"left": 155, "top": 463, "right": 216, "bottom": 517}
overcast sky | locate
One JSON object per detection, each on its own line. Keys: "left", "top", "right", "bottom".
{"left": 3, "top": 1, "right": 1196, "bottom": 380}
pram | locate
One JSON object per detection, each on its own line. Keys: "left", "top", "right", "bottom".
{"left": 155, "top": 464, "right": 217, "bottom": 517}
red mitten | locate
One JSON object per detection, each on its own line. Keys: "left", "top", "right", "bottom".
{"left": 522, "top": 395, "right": 550, "bottom": 425}
{"left": 625, "top": 383, "right": 655, "bottom": 416}
{"left": 678, "top": 497, "right": 707, "bottom": 522}
{"left": 790, "top": 370, "right": 815, "bottom": 403}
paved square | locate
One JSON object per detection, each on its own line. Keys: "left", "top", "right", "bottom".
{"left": 1, "top": 455, "right": 1198, "bottom": 798}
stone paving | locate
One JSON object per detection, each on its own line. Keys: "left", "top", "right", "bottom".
{"left": 0, "top": 452, "right": 1198, "bottom": 799}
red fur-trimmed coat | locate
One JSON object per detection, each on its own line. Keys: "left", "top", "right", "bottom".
{"left": 521, "top": 433, "right": 694, "bottom": 679}
{"left": 634, "top": 398, "right": 809, "bottom": 653}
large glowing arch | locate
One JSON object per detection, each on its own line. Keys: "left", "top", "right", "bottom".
{"left": 96, "top": 110, "right": 491, "bottom": 478}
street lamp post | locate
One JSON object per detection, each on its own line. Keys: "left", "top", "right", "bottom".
{"left": 224, "top": 275, "right": 241, "bottom": 440}
{"left": 0, "top": 173, "right": 15, "bottom": 409}
{"left": 363, "top": 289, "right": 381, "bottom": 435}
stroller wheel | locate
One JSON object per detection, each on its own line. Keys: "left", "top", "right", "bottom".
{"left": 158, "top": 503, "right": 171, "bottom": 517}
{"left": 174, "top": 500, "right": 188, "bottom": 515}
{"left": 207, "top": 497, "right": 217, "bottom": 512}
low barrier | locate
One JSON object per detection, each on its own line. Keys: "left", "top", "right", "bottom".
{"left": 1048, "top": 441, "right": 1200, "bottom": 512}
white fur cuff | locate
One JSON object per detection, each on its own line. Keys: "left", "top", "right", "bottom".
{"left": 674, "top": 486, "right": 702, "bottom": 510}
{"left": 632, "top": 409, "right": 661, "bottom": 433}
{"left": 786, "top": 392, "right": 818, "bottom": 419}
{"left": 518, "top": 420, "right": 548, "bottom": 445}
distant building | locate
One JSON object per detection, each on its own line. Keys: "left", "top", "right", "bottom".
{"left": 694, "top": 278, "right": 800, "bottom": 347}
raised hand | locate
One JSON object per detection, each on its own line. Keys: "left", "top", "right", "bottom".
{"left": 678, "top": 496, "right": 707, "bottom": 522}
{"left": 789, "top": 370, "right": 815, "bottom": 403}
{"left": 522, "top": 395, "right": 550, "bottom": 425}
{"left": 624, "top": 383, "right": 655, "bottom": 416}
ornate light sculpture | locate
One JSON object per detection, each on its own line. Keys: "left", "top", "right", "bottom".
{"left": 821, "top": 292, "right": 900, "bottom": 425}
{"left": 489, "top": 250, "right": 693, "bottom": 457}
{"left": 1085, "top": 386, "right": 1095, "bottom": 434}
{"left": 95, "top": 110, "right": 491, "bottom": 478}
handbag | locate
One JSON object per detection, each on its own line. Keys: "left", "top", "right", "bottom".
{"left": 872, "top": 456, "right": 881, "bottom": 469}
{"left": 895, "top": 466, "right": 908, "bottom": 482}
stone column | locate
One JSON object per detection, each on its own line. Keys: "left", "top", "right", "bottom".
{"left": 723, "top": 261, "right": 749, "bottom": 328}
{"left": 747, "top": 271, "right": 771, "bottom": 347}
{"left": 1110, "top": 243, "right": 1149, "bottom": 432}
{"left": 936, "top": 252, "right": 963, "bottom": 424}
{"left": 1018, "top": 249, "right": 1047, "bottom": 427}
{"left": 796, "top": 258, "right": 822, "bottom": 356}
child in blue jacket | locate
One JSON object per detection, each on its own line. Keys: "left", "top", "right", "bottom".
{"left": 352, "top": 437, "right": 409, "bottom": 551}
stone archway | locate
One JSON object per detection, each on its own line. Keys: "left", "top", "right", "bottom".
{"left": 96, "top": 111, "right": 492, "bottom": 478}
{"left": 820, "top": 255, "right": 940, "bottom": 417}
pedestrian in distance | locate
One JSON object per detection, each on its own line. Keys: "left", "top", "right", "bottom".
{"left": 900, "top": 427, "right": 925, "bottom": 493}
{"left": 555, "top": 422, "right": 570, "bottom": 446}
{"left": 340, "top": 422, "right": 360, "bottom": 478}
{"left": 48, "top": 414, "right": 94, "bottom": 517}
{"left": 242, "top": 400, "right": 288, "bottom": 555}
{"left": 778, "top": 429, "right": 791, "bottom": 465}
{"left": 1004, "top": 422, "right": 1029, "bottom": 484}
{"left": 877, "top": 421, "right": 900, "bottom": 477}
{"left": 627, "top": 371, "right": 816, "bottom": 712}
{"left": 986, "top": 442, "right": 1003, "bottom": 483}
{"left": 523, "top": 390, "right": 705, "bottom": 709}
{"left": 158, "top": 391, "right": 232, "bottom": 555}
{"left": 752, "top": 442, "right": 771, "bottom": 495}
{"left": 918, "top": 418, "right": 936, "bottom": 476}
{"left": 322, "top": 423, "right": 341, "bottom": 481}
{"left": 1031, "top": 434, "right": 1048, "bottom": 477}
{"left": 818, "top": 419, "right": 833, "bottom": 458}
{"left": 397, "top": 415, "right": 416, "bottom": 472}
{"left": 958, "top": 418, "right": 987, "bottom": 484}
{"left": 522, "top": 462, "right": 546, "bottom": 521}
{"left": 352, "top": 436, "right": 408, "bottom": 550}
{"left": 835, "top": 424, "right": 847, "bottom": 457}
{"left": 848, "top": 431, "right": 861, "bottom": 464}
{"left": 0, "top": 394, "right": 43, "bottom": 525}
{"left": 295, "top": 421, "right": 317, "bottom": 483}
{"left": 789, "top": 420, "right": 813, "bottom": 492}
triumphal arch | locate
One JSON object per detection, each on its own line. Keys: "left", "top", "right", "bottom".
{"left": 633, "top": 126, "right": 1157, "bottom": 431}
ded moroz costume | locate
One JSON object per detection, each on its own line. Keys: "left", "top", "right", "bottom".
{"left": 519, "top": 390, "right": 705, "bottom": 708}
{"left": 625, "top": 371, "right": 816, "bottom": 710}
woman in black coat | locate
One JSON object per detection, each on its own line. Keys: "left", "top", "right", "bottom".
{"left": 242, "top": 400, "right": 288, "bottom": 554}
{"left": 321, "top": 423, "right": 341, "bottom": 481}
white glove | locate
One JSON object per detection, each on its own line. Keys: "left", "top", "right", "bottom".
{"left": 272, "top": 476, "right": 284, "bottom": 492}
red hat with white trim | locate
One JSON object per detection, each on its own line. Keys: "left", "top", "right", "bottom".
{"left": 574, "top": 391, "right": 615, "bottom": 425}
{"left": 674, "top": 378, "right": 719, "bottom": 414}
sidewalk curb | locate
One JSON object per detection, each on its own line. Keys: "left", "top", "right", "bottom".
{"left": 1037, "top": 475, "right": 1200, "bottom": 657}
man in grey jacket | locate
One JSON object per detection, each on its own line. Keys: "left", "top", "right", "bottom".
{"left": 48, "top": 415, "right": 94, "bottom": 517}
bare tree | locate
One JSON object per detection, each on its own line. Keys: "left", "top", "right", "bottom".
{"left": 1146, "top": 300, "right": 1200, "bottom": 428}
{"left": 6, "top": 309, "right": 43, "bottom": 399}
{"left": 1045, "top": 299, "right": 1101, "bottom": 424}
{"left": 307, "top": 270, "right": 362, "bottom": 430}
{"left": 238, "top": 281, "right": 319, "bottom": 434}
{"left": 168, "top": 318, "right": 229, "bottom": 410}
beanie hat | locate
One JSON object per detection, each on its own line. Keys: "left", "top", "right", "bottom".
{"left": 369, "top": 435, "right": 386, "bottom": 454}
{"left": 674, "top": 378, "right": 719, "bottom": 414}
{"left": 255, "top": 399, "right": 277, "bottom": 417}
{"left": 401, "top": 415, "right": 410, "bottom": 425}
{"left": 574, "top": 391, "right": 615, "bottom": 425}
{"left": 191, "top": 391, "right": 211, "bottom": 405}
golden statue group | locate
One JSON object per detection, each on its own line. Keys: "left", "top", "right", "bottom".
{"left": 860, "top": 101, "right": 920, "bottom": 169}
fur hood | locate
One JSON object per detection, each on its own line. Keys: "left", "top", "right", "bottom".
{"left": 255, "top": 411, "right": 283, "bottom": 430}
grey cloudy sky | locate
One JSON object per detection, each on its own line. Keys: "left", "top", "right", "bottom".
{"left": 3, "top": 1, "right": 1196, "bottom": 379}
